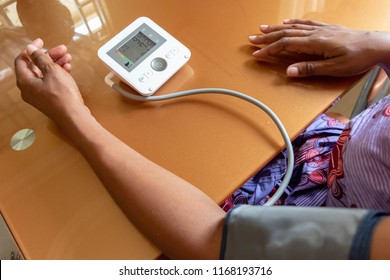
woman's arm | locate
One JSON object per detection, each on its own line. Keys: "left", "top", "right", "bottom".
{"left": 14, "top": 39, "right": 390, "bottom": 260}
{"left": 58, "top": 107, "right": 225, "bottom": 260}
{"left": 15, "top": 42, "right": 225, "bottom": 260}
{"left": 249, "top": 19, "right": 390, "bottom": 78}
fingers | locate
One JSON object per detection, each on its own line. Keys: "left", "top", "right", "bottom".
{"left": 30, "top": 41, "right": 73, "bottom": 74}
{"left": 250, "top": 29, "right": 310, "bottom": 45}
{"left": 31, "top": 38, "right": 44, "bottom": 49}
{"left": 249, "top": 23, "right": 321, "bottom": 46}
{"left": 249, "top": 19, "right": 330, "bottom": 46}
{"left": 48, "top": 44, "right": 67, "bottom": 60}
{"left": 252, "top": 36, "right": 321, "bottom": 58}
{"left": 256, "top": 19, "right": 327, "bottom": 36}
{"left": 282, "top": 19, "right": 328, "bottom": 27}
{"left": 14, "top": 49, "right": 36, "bottom": 84}
{"left": 249, "top": 23, "right": 321, "bottom": 58}
{"left": 28, "top": 39, "right": 72, "bottom": 72}
{"left": 26, "top": 44, "right": 55, "bottom": 75}
{"left": 48, "top": 45, "right": 72, "bottom": 66}
{"left": 262, "top": 19, "right": 328, "bottom": 33}
{"left": 62, "top": 63, "right": 72, "bottom": 72}
{"left": 259, "top": 22, "right": 317, "bottom": 35}
{"left": 54, "top": 53, "right": 72, "bottom": 69}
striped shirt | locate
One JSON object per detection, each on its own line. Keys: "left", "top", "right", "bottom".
{"left": 327, "top": 95, "right": 390, "bottom": 211}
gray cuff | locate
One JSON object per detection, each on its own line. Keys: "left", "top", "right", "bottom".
{"left": 221, "top": 205, "right": 371, "bottom": 260}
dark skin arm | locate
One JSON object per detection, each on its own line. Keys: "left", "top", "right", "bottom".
{"left": 15, "top": 40, "right": 225, "bottom": 260}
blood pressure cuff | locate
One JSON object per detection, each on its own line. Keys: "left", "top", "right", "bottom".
{"left": 220, "top": 205, "right": 388, "bottom": 259}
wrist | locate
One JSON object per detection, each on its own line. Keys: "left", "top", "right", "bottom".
{"left": 56, "top": 104, "right": 100, "bottom": 147}
{"left": 370, "top": 31, "right": 390, "bottom": 74}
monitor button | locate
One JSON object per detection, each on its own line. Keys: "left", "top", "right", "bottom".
{"left": 151, "top": 57, "right": 167, "bottom": 71}
{"left": 138, "top": 75, "right": 147, "bottom": 82}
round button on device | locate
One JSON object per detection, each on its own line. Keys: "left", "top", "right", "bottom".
{"left": 150, "top": 57, "right": 167, "bottom": 71}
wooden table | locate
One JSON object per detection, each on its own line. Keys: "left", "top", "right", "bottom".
{"left": 1, "top": 0, "right": 389, "bottom": 259}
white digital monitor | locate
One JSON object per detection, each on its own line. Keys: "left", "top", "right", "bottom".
{"left": 98, "top": 17, "right": 191, "bottom": 96}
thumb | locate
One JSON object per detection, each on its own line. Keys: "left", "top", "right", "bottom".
{"left": 287, "top": 61, "right": 330, "bottom": 77}
{"left": 26, "top": 44, "right": 54, "bottom": 75}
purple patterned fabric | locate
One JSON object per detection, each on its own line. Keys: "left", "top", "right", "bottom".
{"left": 221, "top": 114, "right": 346, "bottom": 212}
{"left": 222, "top": 95, "right": 390, "bottom": 212}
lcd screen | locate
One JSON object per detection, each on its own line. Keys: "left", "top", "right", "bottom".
{"left": 117, "top": 32, "right": 156, "bottom": 65}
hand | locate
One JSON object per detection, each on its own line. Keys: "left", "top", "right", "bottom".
{"left": 249, "top": 19, "right": 390, "bottom": 77}
{"left": 14, "top": 39, "right": 88, "bottom": 124}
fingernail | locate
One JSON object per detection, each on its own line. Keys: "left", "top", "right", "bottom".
{"left": 287, "top": 66, "right": 299, "bottom": 77}
{"left": 31, "top": 38, "right": 42, "bottom": 45}
{"left": 26, "top": 44, "right": 38, "bottom": 56}
{"left": 260, "top": 24, "right": 269, "bottom": 30}
{"left": 249, "top": 35, "right": 258, "bottom": 41}
{"left": 252, "top": 49, "right": 262, "bottom": 56}
{"left": 283, "top": 19, "right": 291, "bottom": 23}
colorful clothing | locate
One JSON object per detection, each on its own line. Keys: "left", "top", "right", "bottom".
{"left": 222, "top": 95, "right": 390, "bottom": 212}
{"left": 221, "top": 114, "right": 346, "bottom": 211}
{"left": 327, "top": 95, "right": 390, "bottom": 211}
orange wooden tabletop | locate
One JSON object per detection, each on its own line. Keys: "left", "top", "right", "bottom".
{"left": 1, "top": 0, "right": 390, "bottom": 259}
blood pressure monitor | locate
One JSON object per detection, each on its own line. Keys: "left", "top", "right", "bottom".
{"left": 98, "top": 17, "right": 191, "bottom": 95}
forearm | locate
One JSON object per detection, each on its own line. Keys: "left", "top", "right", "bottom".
{"left": 59, "top": 108, "right": 225, "bottom": 259}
